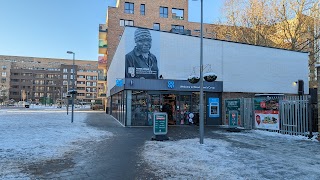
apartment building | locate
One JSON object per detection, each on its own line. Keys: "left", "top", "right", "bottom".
{"left": 0, "top": 61, "right": 11, "bottom": 103}
{"left": 0, "top": 55, "right": 102, "bottom": 104}
{"left": 100, "top": 0, "right": 230, "bottom": 70}
{"left": 100, "top": 0, "right": 319, "bottom": 90}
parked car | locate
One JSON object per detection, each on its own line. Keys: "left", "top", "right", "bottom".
{"left": 23, "top": 102, "right": 30, "bottom": 108}
{"left": 91, "top": 104, "right": 104, "bottom": 110}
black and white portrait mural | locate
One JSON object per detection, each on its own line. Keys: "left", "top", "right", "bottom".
{"left": 125, "top": 28, "right": 159, "bottom": 79}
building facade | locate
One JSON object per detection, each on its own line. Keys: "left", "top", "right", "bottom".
{"left": 107, "top": 27, "right": 309, "bottom": 126}
{"left": 0, "top": 55, "right": 102, "bottom": 105}
{"left": 100, "top": 0, "right": 319, "bottom": 91}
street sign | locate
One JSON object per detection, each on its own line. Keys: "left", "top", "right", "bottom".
{"left": 153, "top": 112, "right": 168, "bottom": 135}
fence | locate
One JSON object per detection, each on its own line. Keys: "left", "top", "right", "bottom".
{"left": 224, "top": 95, "right": 316, "bottom": 136}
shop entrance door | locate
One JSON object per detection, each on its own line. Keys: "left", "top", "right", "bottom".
{"left": 161, "top": 94, "right": 177, "bottom": 125}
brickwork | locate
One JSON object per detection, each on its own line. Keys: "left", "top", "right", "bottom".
{"left": 105, "top": 0, "right": 229, "bottom": 70}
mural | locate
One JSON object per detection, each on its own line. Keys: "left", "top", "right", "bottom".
{"left": 125, "top": 28, "right": 159, "bottom": 79}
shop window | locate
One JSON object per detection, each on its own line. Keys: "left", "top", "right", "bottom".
{"left": 131, "top": 91, "right": 149, "bottom": 126}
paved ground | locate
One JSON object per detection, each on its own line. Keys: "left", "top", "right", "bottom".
{"left": 20, "top": 112, "right": 219, "bottom": 180}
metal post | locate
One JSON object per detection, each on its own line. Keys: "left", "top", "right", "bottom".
{"left": 71, "top": 53, "right": 75, "bottom": 123}
{"left": 67, "top": 51, "right": 76, "bottom": 123}
{"left": 199, "top": 0, "right": 204, "bottom": 144}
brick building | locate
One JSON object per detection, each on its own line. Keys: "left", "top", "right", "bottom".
{"left": 0, "top": 55, "right": 102, "bottom": 104}
{"left": 100, "top": 0, "right": 229, "bottom": 71}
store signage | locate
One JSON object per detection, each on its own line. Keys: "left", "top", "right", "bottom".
{"left": 167, "top": 81, "right": 174, "bottom": 89}
{"left": 225, "top": 99, "right": 241, "bottom": 127}
{"left": 179, "top": 85, "right": 216, "bottom": 90}
{"left": 229, "top": 110, "right": 238, "bottom": 127}
{"left": 153, "top": 112, "right": 168, "bottom": 135}
{"left": 116, "top": 79, "right": 123, "bottom": 87}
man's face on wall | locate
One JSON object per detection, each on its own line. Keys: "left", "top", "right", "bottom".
{"left": 136, "top": 37, "right": 152, "bottom": 53}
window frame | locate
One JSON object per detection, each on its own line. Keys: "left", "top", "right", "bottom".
{"left": 124, "top": 2, "right": 134, "bottom": 14}
{"left": 160, "top": 6, "right": 168, "bottom": 18}
{"left": 153, "top": 23, "right": 160, "bottom": 31}
{"left": 120, "top": 19, "right": 134, "bottom": 27}
{"left": 140, "top": 4, "right": 145, "bottom": 15}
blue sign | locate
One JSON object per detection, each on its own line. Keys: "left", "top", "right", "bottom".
{"left": 116, "top": 79, "right": 123, "bottom": 87}
{"left": 167, "top": 81, "right": 174, "bottom": 89}
{"left": 208, "top": 98, "right": 219, "bottom": 117}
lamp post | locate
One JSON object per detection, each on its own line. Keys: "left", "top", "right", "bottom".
{"left": 67, "top": 51, "right": 75, "bottom": 123}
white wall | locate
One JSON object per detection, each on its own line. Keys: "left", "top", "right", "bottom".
{"left": 108, "top": 27, "right": 309, "bottom": 96}
{"left": 107, "top": 30, "right": 126, "bottom": 97}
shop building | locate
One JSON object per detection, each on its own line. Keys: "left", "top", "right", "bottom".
{"left": 107, "top": 27, "right": 309, "bottom": 127}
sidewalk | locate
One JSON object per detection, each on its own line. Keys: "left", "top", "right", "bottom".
{"left": 26, "top": 112, "right": 221, "bottom": 179}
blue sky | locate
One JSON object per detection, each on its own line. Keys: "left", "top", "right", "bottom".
{"left": 0, "top": 0, "right": 223, "bottom": 61}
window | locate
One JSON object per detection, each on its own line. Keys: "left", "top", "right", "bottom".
{"left": 153, "top": 23, "right": 160, "bottom": 30}
{"left": 1, "top": 72, "right": 6, "bottom": 77}
{"left": 1, "top": 78, "right": 6, "bottom": 83}
{"left": 63, "top": 80, "right": 68, "bottom": 85}
{"left": 63, "top": 68, "right": 68, "bottom": 73}
{"left": 120, "top": 19, "right": 134, "bottom": 26}
{"left": 140, "top": 4, "right": 145, "bottom": 15}
{"left": 63, "top": 75, "right": 68, "bottom": 79}
{"left": 171, "top": 25, "right": 184, "bottom": 33}
{"left": 1, "top": 65, "right": 6, "bottom": 70}
{"left": 172, "top": 8, "right": 184, "bottom": 20}
{"left": 160, "top": 7, "right": 168, "bottom": 18}
{"left": 125, "top": 2, "right": 134, "bottom": 14}
{"left": 93, "top": 82, "right": 97, "bottom": 86}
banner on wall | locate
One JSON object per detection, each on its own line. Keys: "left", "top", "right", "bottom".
{"left": 208, "top": 98, "right": 219, "bottom": 117}
{"left": 125, "top": 28, "right": 160, "bottom": 79}
{"left": 225, "top": 99, "right": 241, "bottom": 127}
{"left": 254, "top": 97, "right": 280, "bottom": 130}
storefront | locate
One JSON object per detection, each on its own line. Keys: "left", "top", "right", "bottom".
{"left": 110, "top": 78, "right": 223, "bottom": 126}
{"left": 107, "top": 26, "right": 309, "bottom": 127}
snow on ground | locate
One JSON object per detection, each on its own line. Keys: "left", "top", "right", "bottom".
{"left": 142, "top": 130, "right": 320, "bottom": 180}
{"left": 0, "top": 109, "right": 112, "bottom": 178}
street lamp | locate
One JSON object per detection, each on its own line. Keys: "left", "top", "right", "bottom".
{"left": 194, "top": 0, "right": 204, "bottom": 144}
{"left": 67, "top": 51, "right": 76, "bottom": 123}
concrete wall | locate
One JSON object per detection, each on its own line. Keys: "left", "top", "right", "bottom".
{"left": 108, "top": 27, "right": 309, "bottom": 96}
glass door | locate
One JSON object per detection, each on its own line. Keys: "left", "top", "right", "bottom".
{"left": 177, "top": 95, "right": 192, "bottom": 125}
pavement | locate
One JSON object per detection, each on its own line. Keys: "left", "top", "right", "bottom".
{"left": 19, "top": 112, "right": 221, "bottom": 180}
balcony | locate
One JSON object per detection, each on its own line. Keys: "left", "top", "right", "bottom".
{"left": 98, "top": 56, "right": 107, "bottom": 69}
{"left": 99, "top": 39, "right": 108, "bottom": 54}
{"left": 99, "top": 24, "right": 107, "bottom": 44}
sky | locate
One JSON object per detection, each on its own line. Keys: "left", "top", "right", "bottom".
{"left": 1, "top": 107, "right": 319, "bottom": 179}
{"left": 0, "top": 0, "right": 223, "bottom": 61}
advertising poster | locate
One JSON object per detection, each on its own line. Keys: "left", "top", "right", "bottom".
{"left": 208, "top": 98, "right": 219, "bottom": 117}
{"left": 254, "top": 97, "right": 280, "bottom": 130}
{"left": 225, "top": 99, "right": 241, "bottom": 127}
{"left": 125, "top": 28, "right": 160, "bottom": 79}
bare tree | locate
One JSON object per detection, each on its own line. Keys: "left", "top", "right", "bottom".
{"left": 221, "top": 0, "right": 320, "bottom": 87}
